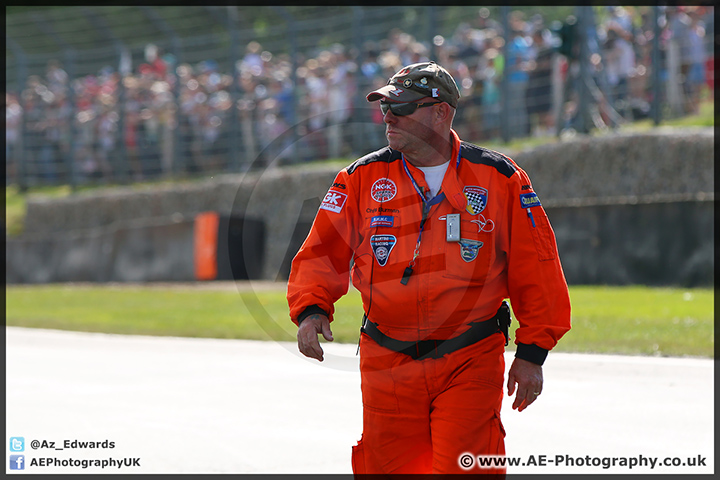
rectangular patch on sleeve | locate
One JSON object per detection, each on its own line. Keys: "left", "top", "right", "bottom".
{"left": 370, "top": 215, "right": 394, "bottom": 228}
{"left": 319, "top": 190, "right": 348, "bottom": 213}
{"left": 520, "top": 192, "right": 541, "bottom": 209}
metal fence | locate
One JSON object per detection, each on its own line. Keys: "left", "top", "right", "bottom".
{"left": 5, "top": 6, "right": 715, "bottom": 189}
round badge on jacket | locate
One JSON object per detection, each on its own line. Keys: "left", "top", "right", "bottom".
{"left": 371, "top": 178, "right": 397, "bottom": 202}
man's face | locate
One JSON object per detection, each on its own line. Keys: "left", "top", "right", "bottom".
{"left": 381, "top": 99, "right": 439, "bottom": 153}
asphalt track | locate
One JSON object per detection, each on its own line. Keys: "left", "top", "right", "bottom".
{"left": 5, "top": 326, "right": 714, "bottom": 474}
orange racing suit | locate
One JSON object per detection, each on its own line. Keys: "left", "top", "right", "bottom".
{"left": 287, "top": 129, "right": 571, "bottom": 474}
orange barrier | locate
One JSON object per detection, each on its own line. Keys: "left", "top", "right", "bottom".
{"left": 194, "top": 211, "right": 220, "bottom": 281}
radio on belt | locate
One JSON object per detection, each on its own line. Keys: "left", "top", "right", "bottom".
{"left": 446, "top": 213, "right": 460, "bottom": 242}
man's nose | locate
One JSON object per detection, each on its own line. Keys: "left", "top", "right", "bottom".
{"left": 383, "top": 108, "right": 397, "bottom": 124}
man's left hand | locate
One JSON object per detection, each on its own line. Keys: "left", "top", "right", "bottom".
{"left": 507, "top": 357, "right": 543, "bottom": 412}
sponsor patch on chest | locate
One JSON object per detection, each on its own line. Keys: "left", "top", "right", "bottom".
{"left": 370, "top": 215, "right": 394, "bottom": 228}
{"left": 371, "top": 178, "right": 397, "bottom": 202}
{"left": 463, "top": 186, "right": 488, "bottom": 215}
{"left": 459, "top": 238, "right": 483, "bottom": 262}
{"left": 370, "top": 235, "right": 397, "bottom": 266}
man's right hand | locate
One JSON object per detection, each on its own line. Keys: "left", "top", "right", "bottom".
{"left": 297, "top": 314, "right": 334, "bottom": 362}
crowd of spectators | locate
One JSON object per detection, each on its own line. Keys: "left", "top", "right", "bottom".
{"left": 6, "top": 6, "right": 714, "bottom": 186}
{"left": 595, "top": 5, "right": 713, "bottom": 124}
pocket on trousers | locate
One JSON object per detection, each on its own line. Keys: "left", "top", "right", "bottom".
{"left": 359, "top": 334, "right": 399, "bottom": 413}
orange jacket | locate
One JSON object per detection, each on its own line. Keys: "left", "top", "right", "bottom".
{"left": 288, "top": 130, "right": 571, "bottom": 364}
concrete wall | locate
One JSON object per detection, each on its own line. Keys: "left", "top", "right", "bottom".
{"left": 7, "top": 218, "right": 196, "bottom": 283}
{"left": 7, "top": 128, "right": 714, "bottom": 286}
{"left": 550, "top": 199, "right": 713, "bottom": 287}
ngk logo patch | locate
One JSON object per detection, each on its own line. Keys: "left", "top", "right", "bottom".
{"left": 371, "top": 178, "right": 397, "bottom": 202}
{"left": 319, "top": 189, "right": 348, "bottom": 213}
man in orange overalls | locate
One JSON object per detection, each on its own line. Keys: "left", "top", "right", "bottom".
{"left": 287, "top": 61, "right": 571, "bottom": 475}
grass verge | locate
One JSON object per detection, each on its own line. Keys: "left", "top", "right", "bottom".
{"left": 5, "top": 284, "right": 713, "bottom": 358}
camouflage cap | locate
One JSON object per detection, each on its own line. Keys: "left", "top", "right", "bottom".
{"left": 366, "top": 61, "right": 460, "bottom": 108}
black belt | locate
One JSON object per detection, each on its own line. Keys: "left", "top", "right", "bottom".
{"left": 360, "top": 301, "right": 511, "bottom": 360}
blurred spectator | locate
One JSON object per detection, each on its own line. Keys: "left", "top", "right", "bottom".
{"left": 679, "top": 8, "right": 707, "bottom": 114}
{"left": 325, "top": 44, "right": 357, "bottom": 158}
{"left": 260, "top": 76, "right": 294, "bottom": 164}
{"left": 505, "top": 21, "right": 532, "bottom": 137}
{"left": 526, "top": 27, "right": 555, "bottom": 136}
{"left": 304, "top": 60, "right": 330, "bottom": 159}
{"left": 602, "top": 6, "right": 636, "bottom": 116}
{"left": 143, "top": 43, "right": 168, "bottom": 79}
{"left": 6, "top": 93, "right": 22, "bottom": 184}
{"left": 453, "top": 24, "right": 482, "bottom": 71}
{"left": 472, "top": 7, "right": 503, "bottom": 34}
{"left": 479, "top": 47, "right": 502, "bottom": 139}
{"left": 96, "top": 105, "right": 118, "bottom": 180}
{"left": 45, "top": 60, "right": 68, "bottom": 95}
{"left": 664, "top": 6, "right": 713, "bottom": 116}
{"left": 387, "top": 29, "right": 415, "bottom": 66}
{"left": 443, "top": 48, "right": 474, "bottom": 139}
{"left": 21, "top": 78, "right": 45, "bottom": 183}
{"left": 239, "top": 41, "right": 264, "bottom": 77}
{"left": 358, "top": 45, "right": 388, "bottom": 151}
{"left": 124, "top": 81, "right": 143, "bottom": 180}
{"left": 629, "top": 8, "right": 654, "bottom": 110}
{"left": 699, "top": 7, "right": 714, "bottom": 98}
{"left": 360, "top": 44, "right": 382, "bottom": 81}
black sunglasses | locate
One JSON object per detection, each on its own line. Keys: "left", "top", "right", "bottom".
{"left": 380, "top": 101, "right": 440, "bottom": 117}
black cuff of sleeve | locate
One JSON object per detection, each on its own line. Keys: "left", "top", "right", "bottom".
{"left": 515, "top": 343, "right": 549, "bottom": 366}
{"left": 297, "top": 305, "right": 328, "bottom": 325}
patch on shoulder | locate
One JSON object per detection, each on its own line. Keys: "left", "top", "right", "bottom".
{"left": 520, "top": 192, "right": 541, "bottom": 209}
{"left": 319, "top": 189, "right": 348, "bottom": 213}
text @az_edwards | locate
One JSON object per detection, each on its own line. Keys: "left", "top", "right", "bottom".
{"left": 30, "top": 439, "right": 115, "bottom": 450}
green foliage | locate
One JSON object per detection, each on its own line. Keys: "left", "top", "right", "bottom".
{"left": 5, "top": 185, "right": 27, "bottom": 236}
{"left": 6, "top": 284, "right": 714, "bottom": 358}
{"left": 622, "top": 97, "right": 715, "bottom": 131}
{"left": 552, "top": 286, "right": 713, "bottom": 357}
{"left": 6, "top": 6, "right": 64, "bottom": 14}
{"left": 4, "top": 175, "right": 227, "bottom": 237}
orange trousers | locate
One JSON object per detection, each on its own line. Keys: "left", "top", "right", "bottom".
{"left": 352, "top": 331, "right": 507, "bottom": 476}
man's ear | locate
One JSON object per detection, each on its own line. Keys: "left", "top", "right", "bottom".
{"left": 435, "top": 102, "right": 454, "bottom": 124}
